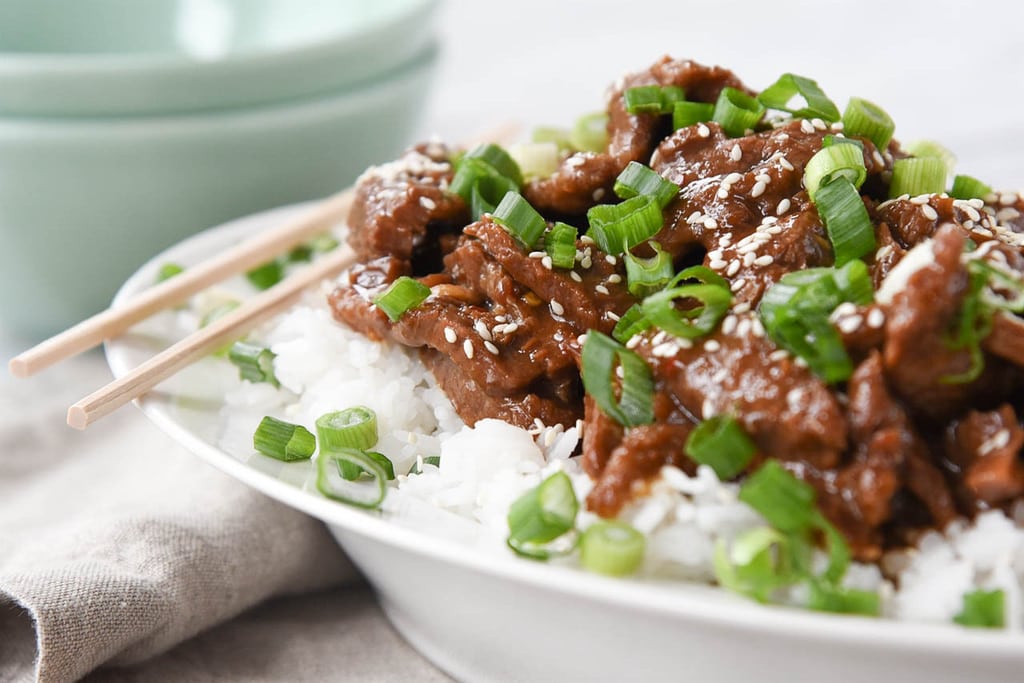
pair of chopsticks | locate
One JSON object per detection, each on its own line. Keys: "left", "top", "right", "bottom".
{"left": 9, "top": 190, "right": 356, "bottom": 429}
{"left": 8, "top": 123, "right": 520, "bottom": 430}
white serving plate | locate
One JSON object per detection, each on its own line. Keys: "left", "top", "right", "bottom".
{"left": 106, "top": 204, "right": 1024, "bottom": 683}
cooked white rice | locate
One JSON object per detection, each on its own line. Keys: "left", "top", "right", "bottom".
{"left": 217, "top": 284, "right": 1024, "bottom": 630}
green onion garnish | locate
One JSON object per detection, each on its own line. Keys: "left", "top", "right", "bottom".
{"left": 841, "top": 97, "right": 895, "bottom": 151}
{"left": 372, "top": 276, "right": 431, "bottom": 322}
{"left": 951, "top": 174, "right": 993, "bottom": 200}
{"left": 586, "top": 195, "right": 664, "bottom": 255}
{"left": 813, "top": 176, "right": 876, "bottom": 266}
{"left": 315, "top": 406, "right": 378, "bottom": 452}
{"left": 672, "top": 101, "right": 715, "bottom": 130}
{"left": 738, "top": 460, "right": 817, "bottom": 534}
{"left": 822, "top": 135, "right": 863, "bottom": 150}
{"left": 581, "top": 331, "right": 654, "bottom": 427}
{"left": 316, "top": 448, "right": 388, "bottom": 509}
{"left": 492, "top": 191, "right": 547, "bottom": 249}
{"left": 954, "top": 589, "right": 1005, "bottom": 628}
{"left": 507, "top": 471, "right": 579, "bottom": 559}
{"left": 941, "top": 259, "right": 994, "bottom": 385}
{"left": 508, "top": 142, "right": 560, "bottom": 179}
{"left": 714, "top": 526, "right": 796, "bottom": 603}
{"left": 253, "top": 416, "right": 315, "bottom": 462}
{"left": 613, "top": 161, "right": 680, "bottom": 208}
{"left": 712, "top": 87, "right": 765, "bottom": 138}
{"left": 469, "top": 173, "right": 519, "bottom": 221}
{"left": 570, "top": 112, "right": 609, "bottom": 153}
{"left": 532, "top": 126, "right": 573, "bottom": 151}
{"left": 156, "top": 263, "right": 184, "bottom": 283}
{"left": 337, "top": 450, "right": 396, "bottom": 482}
{"left": 757, "top": 73, "right": 840, "bottom": 122}
{"left": 888, "top": 157, "right": 947, "bottom": 198}
{"left": 684, "top": 415, "right": 756, "bottom": 480}
{"left": 624, "top": 85, "right": 665, "bottom": 114}
{"left": 580, "top": 521, "right": 646, "bottom": 576}
{"left": 228, "top": 341, "right": 279, "bottom": 387}
{"left": 624, "top": 240, "right": 674, "bottom": 298}
{"left": 246, "top": 260, "right": 284, "bottom": 290}
{"left": 905, "top": 139, "right": 957, "bottom": 177}
{"left": 611, "top": 303, "right": 653, "bottom": 344}
{"left": 545, "top": 222, "right": 578, "bottom": 269}
{"left": 461, "top": 143, "right": 523, "bottom": 187}
{"left": 408, "top": 455, "right": 441, "bottom": 475}
{"left": 808, "top": 582, "right": 881, "bottom": 617}
{"left": 640, "top": 273, "right": 732, "bottom": 340}
{"left": 803, "top": 143, "right": 867, "bottom": 201}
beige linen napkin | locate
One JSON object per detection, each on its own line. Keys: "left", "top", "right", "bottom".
{"left": 0, "top": 353, "right": 356, "bottom": 683}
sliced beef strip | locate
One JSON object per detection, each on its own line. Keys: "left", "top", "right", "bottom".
{"left": 525, "top": 58, "right": 748, "bottom": 216}
{"left": 945, "top": 404, "right": 1024, "bottom": 508}
{"left": 882, "top": 225, "right": 1016, "bottom": 421}
{"left": 346, "top": 144, "right": 468, "bottom": 270}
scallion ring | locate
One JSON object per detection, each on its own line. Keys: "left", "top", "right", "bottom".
{"left": 372, "top": 276, "right": 431, "bottom": 322}
{"left": 888, "top": 157, "right": 947, "bottom": 198}
{"left": 544, "top": 222, "right": 578, "bottom": 269}
{"left": 507, "top": 471, "right": 579, "bottom": 558}
{"left": 611, "top": 303, "right": 653, "bottom": 344}
{"left": 803, "top": 143, "right": 867, "bottom": 201}
{"left": 253, "top": 416, "right": 315, "bottom": 462}
{"left": 586, "top": 195, "right": 664, "bottom": 255}
{"left": 316, "top": 448, "right": 388, "bottom": 509}
{"left": 493, "top": 191, "right": 547, "bottom": 249}
{"left": 623, "top": 241, "right": 674, "bottom": 297}
{"left": 640, "top": 282, "right": 732, "bottom": 339}
{"left": 579, "top": 521, "right": 646, "bottom": 576}
{"left": 951, "top": 174, "right": 993, "bottom": 201}
{"left": 613, "top": 161, "right": 680, "bottom": 208}
{"left": 685, "top": 415, "right": 756, "bottom": 480}
{"left": 228, "top": 341, "right": 279, "bottom": 387}
{"left": 580, "top": 331, "right": 655, "bottom": 427}
{"left": 672, "top": 101, "right": 715, "bottom": 130}
{"left": 712, "top": 87, "right": 765, "bottom": 138}
{"left": 315, "top": 406, "right": 378, "bottom": 452}
{"left": 813, "top": 176, "right": 876, "bottom": 266}
{"left": 841, "top": 97, "right": 895, "bottom": 151}
{"left": 757, "top": 73, "right": 840, "bottom": 122}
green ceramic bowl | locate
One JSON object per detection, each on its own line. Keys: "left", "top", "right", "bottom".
{"left": 0, "top": 44, "right": 439, "bottom": 340}
{"left": 0, "top": 0, "right": 439, "bottom": 117}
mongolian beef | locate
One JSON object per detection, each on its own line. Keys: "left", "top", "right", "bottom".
{"left": 328, "top": 56, "right": 1024, "bottom": 568}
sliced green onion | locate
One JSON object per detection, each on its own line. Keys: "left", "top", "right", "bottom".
{"left": 337, "top": 450, "right": 395, "bottom": 482}
{"left": 507, "top": 471, "right": 579, "bottom": 555}
{"left": 828, "top": 259, "right": 875, "bottom": 305}
{"left": 228, "top": 341, "right": 279, "bottom": 387}
{"left": 739, "top": 460, "right": 817, "bottom": 534}
{"left": 803, "top": 143, "right": 867, "bottom": 201}
{"left": 461, "top": 143, "right": 523, "bottom": 187}
{"left": 888, "top": 157, "right": 947, "bottom": 198}
{"left": 624, "top": 85, "right": 664, "bottom": 114}
{"left": 156, "top": 263, "right": 184, "bottom": 283}
{"left": 586, "top": 195, "right": 664, "bottom": 254}
{"left": 814, "top": 176, "right": 876, "bottom": 266}
{"left": 469, "top": 173, "right": 519, "bottom": 220}
{"left": 668, "top": 264, "right": 731, "bottom": 290}
{"left": 816, "top": 513, "right": 852, "bottom": 584}
{"left": 758, "top": 73, "right": 840, "bottom": 122}
{"left": 246, "top": 260, "right": 284, "bottom": 290}
{"left": 624, "top": 241, "right": 674, "bottom": 297}
{"left": 613, "top": 161, "right": 680, "bottom": 208}
{"left": 842, "top": 97, "right": 895, "bottom": 151}
{"left": 713, "top": 87, "right": 765, "bottom": 138}
{"left": 822, "top": 135, "right": 863, "bottom": 150}
{"left": 685, "top": 415, "right": 756, "bottom": 480}
{"left": 611, "top": 303, "right": 653, "bottom": 343}
{"left": 941, "top": 260, "right": 992, "bottom": 385}
{"left": 580, "top": 331, "right": 654, "bottom": 427}
{"left": 450, "top": 157, "right": 511, "bottom": 207}
{"left": 659, "top": 85, "right": 687, "bottom": 111}
{"left": 580, "top": 521, "right": 646, "bottom": 576}
{"left": 544, "top": 222, "right": 578, "bottom": 269}
{"left": 713, "top": 526, "right": 800, "bottom": 603}
{"left": 508, "top": 142, "right": 560, "bottom": 179}
{"left": 640, "top": 282, "right": 732, "bottom": 340}
{"left": 493, "top": 191, "right": 547, "bottom": 249}
{"left": 315, "top": 406, "right": 378, "bottom": 452}
{"left": 808, "top": 582, "right": 881, "bottom": 616}
{"left": 372, "top": 276, "right": 431, "bottom": 322}
{"left": 408, "top": 455, "right": 441, "bottom": 475}
{"left": 253, "top": 416, "right": 315, "bottom": 462}
{"left": 532, "top": 126, "right": 573, "bottom": 151}
{"left": 951, "top": 174, "right": 993, "bottom": 200}
{"left": 954, "top": 589, "right": 1005, "bottom": 628}
{"left": 316, "top": 448, "right": 388, "bottom": 509}
{"left": 972, "top": 259, "right": 1024, "bottom": 313}
{"left": 905, "top": 139, "right": 957, "bottom": 177}
{"left": 570, "top": 112, "right": 608, "bottom": 153}
{"left": 673, "top": 101, "right": 715, "bottom": 130}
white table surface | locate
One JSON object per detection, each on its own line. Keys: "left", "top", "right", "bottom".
{"left": 4, "top": 0, "right": 1023, "bottom": 680}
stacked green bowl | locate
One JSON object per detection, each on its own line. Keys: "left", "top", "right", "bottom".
{"left": 0, "top": 0, "right": 440, "bottom": 339}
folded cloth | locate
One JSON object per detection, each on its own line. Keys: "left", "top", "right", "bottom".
{"left": 0, "top": 353, "right": 355, "bottom": 683}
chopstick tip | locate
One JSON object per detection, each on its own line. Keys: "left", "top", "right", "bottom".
{"left": 8, "top": 356, "right": 30, "bottom": 378}
{"left": 66, "top": 404, "right": 89, "bottom": 430}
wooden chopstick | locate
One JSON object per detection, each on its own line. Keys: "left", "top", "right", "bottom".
{"left": 66, "top": 244, "right": 356, "bottom": 430}
{"left": 8, "top": 188, "right": 354, "bottom": 378}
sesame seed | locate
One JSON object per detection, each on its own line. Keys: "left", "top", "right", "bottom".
{"left": 570, "top": 271, "right": 583, "bottom": 282}
{"left": 811, "top": 118, "right": 826, "bottom": 131}
{"left": 769, "top": 349, "right": 789, "bottom": 362}
{"left": 704, "top": 339, "right": 721, "bottom": 352}
{"left": 652, "top": 342, "right": 678, "bottom": 358}
{"left": 529, "top": 251, "right": 545, "bottom": 258}
{"left": 1000, "top": 193, "right": 1016, "bottom": 206}
{"left": 921, "top": 205, "right": 939, "bottom": 221}
{"left": 730, "top": 144, "right": 742, "bottom": 162}
{"left": 626, "top": 335, "right": 642, "bottom": 349}
{"left": 800, "top": 119, "right": 815, "bottom": 134}
{"left": 725, "top": 172, "right": 743, "bottom": 185}
{"left": 605, "top": 254, "right": 617, "bottom": 265}
{"left": 754, "top": 254, "right": 774, "bottom": 267}
{"left": 722, "top": 315, "right": 738, "bottom": 335}
{"left": 794, "top": 356, "right": 809, "bottom": 368}
{"left": 541, "top": 255, "right": 553, "bottom": 269}
{"left": 776, "top": 198, "right": 791, "bottom": 215}
{"left": 751, "top": 181, "right": 767, "bottom": 198}
{"left": 743, "top": 252, "right": 757, "bottom": 267}
{"left": 581, "top": 256, "right": 593, "bottom": 269}
{"left": 779, "top": 156, "right": 795, "bottom": 172}
{"left": 756, "top": 173, "right": 771, "bottom": 184}
{"left": 463, "top": 340, "right": 474, "bottom": 358}
{"left": 703, "top": 217, "right": 719, "bottom": 230}
{"left": 751, "top": 318, "right": 766, "bottom": 337}
{"left": 837, "top": 315, "right": 862, "bottom": 334}
{"left": 737, "top": 318, "right": 752, "bottom": 336}
{"left": 733, "top": 302, "right": 751, "bottom": 314}
{"left": 579, "top": 235, "right": 595, "bottom": 246}
{"left": 767, "top": 225, "right": 783, "bottom": 235}
{"left": 474, "top": 320, "right": 492, "bottom": 341}
{"left": 577, "top": 333, "right": 588, "bottom": 346}
{"left": 717, "top": 187, "right": 730, "bottom": 199}
{"left": 867, "top": 308, "right": 885, "bottom": 328}
{"left": 726, "top": 260, "right": 741, "bottom": 277}
{"left": 730, "top": 279, "right": 744, "bottom": 292}
{"left": 607, "top": 274, "right": 622, "bottom": 284}
{"left": 504, "top": 322, "right": 519, "bottom": 334}
{"left": 550, "top": 300, "right": 565, "bottom": 316}
{"left": 419, "top": 196, "right": 437, "bottom": 210}
{"left": 711, "top": 369, "right": 728, "bottom": 384}
{"left": 709, "top": 259, "right": 728, "bottom": 270}
{"left": 702, "top": 398, "right": 716, "bottom": 420}
{"left": 607, "top": 311, "right": 621, "bottom": 321}
{"left": 484, "top": 340, "right": 499, "bottom": 355}
{"left": 909, "top": 195, "right": 928, "bottom": 205}
{"left": 832, "top": 302, "right": 858, "bottom": 319}
{"left": 592, "top": 188, "right": 606, "bottom": 201}
{"left": 652, "top": 330, "right": 667, "bottom": 345}
{"left": 595, "top": 285, "right": 610, "bottom": 295}
{"left": 444, "top": 327, "right": 457, "bottom": 344}
{"left": 677, "top": 338, "right": 694, "bottom": 349}
{"left": 697, "top": 123, "right": 710, "bottom": 138}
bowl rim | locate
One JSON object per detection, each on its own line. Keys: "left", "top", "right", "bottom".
{"left": 0, "top": 0, "right": 439, "bottom": 73}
